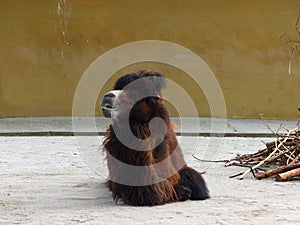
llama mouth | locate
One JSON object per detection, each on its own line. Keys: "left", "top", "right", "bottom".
{"left": 101, "top": 104, "right": 118, "bottom": 118}
{"left": 101, "top": 102, "right": 118, "bottom": 111}
{"left": 102, "top": 103, "right": 116, "bottom": 110}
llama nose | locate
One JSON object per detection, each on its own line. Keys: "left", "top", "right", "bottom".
{"left": 100, "top": 93, "right": 115, "bottom": 108}
{"left": 104, "top": 92, "right": 116, "bottom": 99}
{"left": 100, "top": 90, "right": 122, "bottom": 108}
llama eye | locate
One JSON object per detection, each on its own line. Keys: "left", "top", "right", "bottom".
{"left": 146, "top": 96, "right": 160, "bottom": 104}
{"left": 130, "top": 92, "right": 139, "bottom": 101}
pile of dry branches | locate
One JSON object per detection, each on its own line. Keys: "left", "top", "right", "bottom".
{"left": 226, "top": 123, "right": 300, "bottom": 181}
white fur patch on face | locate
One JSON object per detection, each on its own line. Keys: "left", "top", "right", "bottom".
{"left": 100, "top": 90, "right": 123, "bottom": 118}
{"left": 108, "top": 90, "right": 122, "bottom": 100}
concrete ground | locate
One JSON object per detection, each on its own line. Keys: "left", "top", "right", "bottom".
{"left": 0, "top": 117, "right": 299, "bottom": 225}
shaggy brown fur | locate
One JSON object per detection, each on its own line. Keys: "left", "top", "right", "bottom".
{"left": 101, "top": 71, "right": 209, "bottom": 206}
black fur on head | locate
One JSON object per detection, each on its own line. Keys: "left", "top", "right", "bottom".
{"left": 113, "top": 70, "right": 166, "bottom": 91}
{"left": 100, "top": 71, "right": 166, "bottom": 120}
{"left": 113, "top": 73, "right": 140, "bottom": 90}
{"left": 137, "top": 70, "right": 166, "bottom": 91}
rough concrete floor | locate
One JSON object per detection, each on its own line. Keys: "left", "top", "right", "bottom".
{"left": 0, "top": 118, "right": 299, "bottom": 224}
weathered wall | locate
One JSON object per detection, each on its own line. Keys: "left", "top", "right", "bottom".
{"left": 0, "top": 0, "right": 299, "bottom": 119}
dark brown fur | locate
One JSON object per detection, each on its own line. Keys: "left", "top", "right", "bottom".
{"left": 102, "top": 71, "right": 209, "bottom": 206}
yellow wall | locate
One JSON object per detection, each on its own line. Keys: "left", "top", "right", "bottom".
{"left": 1, "top": 0, "right": 300, "bottom": 119}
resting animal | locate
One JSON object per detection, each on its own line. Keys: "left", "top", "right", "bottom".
{"left": 100, "top": 70, "right": 209, "bottom": 206}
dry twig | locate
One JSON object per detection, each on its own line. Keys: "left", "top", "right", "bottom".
{"left": 275, "top": 168, "right": 300, "bottom": 181}
{"left": 256, "top": 163, "right": 300, "bottom": 179}
{"left": 281, "top": 5, "right": 300, "bottom": 74}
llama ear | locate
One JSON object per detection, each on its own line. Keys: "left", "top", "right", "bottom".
{"left": 138, "top": 70, "right": 166, "bottom": 90}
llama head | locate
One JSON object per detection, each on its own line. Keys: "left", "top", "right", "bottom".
{"left": 100, "top": 71, "right": 167, "bottom": 123}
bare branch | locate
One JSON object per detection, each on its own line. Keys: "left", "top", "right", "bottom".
{"left": 259, "top": 113, "right": 276, "bottom": 135}
{"left": 281, "top": 5, "right": 300, "bottom": 74}
{"left": 288, "top": 43, "right": 300, "bottom": 74}
{"left": 295, "top": 4, "right": 300, "bottom": 35}
{"left": 192, "top": 154, "right": 228, "bottom": 163}
{"left": 280, "top": 33, "right": 300, "bottom": 44}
